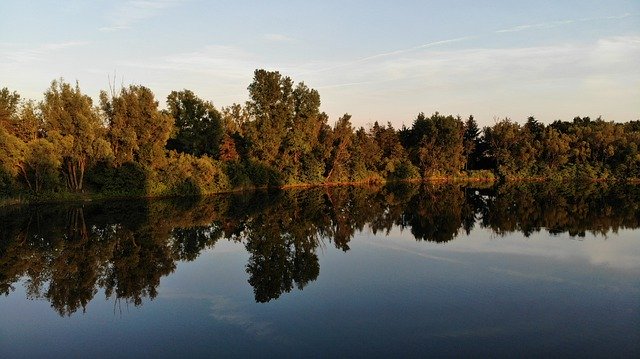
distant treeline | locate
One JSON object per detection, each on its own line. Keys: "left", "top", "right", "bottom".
{"left": 1, "top": 182, "right": 639, "bottom": 313}
{"left": 1, "top": 69, "right": 639, "bottom": 198}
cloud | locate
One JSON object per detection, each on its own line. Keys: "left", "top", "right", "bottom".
{"left": 300, "top": 36, "right": 473, "bottom": 75}
{"left": 119, "top": 45, "right": 259, "bottom": 80}
{"left": 159, "top": 292, "right": 287, "bottom": 341}
{"left": 304, "top": 34, "right": 639, "bottom": 125}
{"left": 100, "top": 0, "right": 187, "bottom": 32}
{"left": 316, "top": 35, "right": 640, "bottom": 90}
{"left": 315, "top": 81, "right": 377, "bottom": 90}
{"left": 0, "top": 41, "right": 90, "bottom": 64}
{"left": 262, "top": 33, "right": 295, "bottom": 43}
{"left": 295, "top": 12, "right": 636, "bottom": 79}
{"left": 209, "top": 296, "right": 276, "bottom": 338}
{"left": 496, "top": 19, "right": 576, "bottom": 33}
{"left": 496, "top": 13, "right": 633, "bottom": 33}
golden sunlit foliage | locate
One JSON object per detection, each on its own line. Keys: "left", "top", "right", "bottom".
{"left": 1, "top": 70, "right": 639, "bottom": 199}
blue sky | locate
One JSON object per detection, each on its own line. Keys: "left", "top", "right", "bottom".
{"left": 1, "top": 0, "right": 638, "bottom": 127}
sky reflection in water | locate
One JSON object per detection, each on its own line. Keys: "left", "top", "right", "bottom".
{"left": 0, "top": 183, "right": 638, "bottom": 357}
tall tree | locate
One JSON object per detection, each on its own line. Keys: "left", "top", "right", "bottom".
{"left": 41, "top": 80, "right": 111, "bottom": 191}
{"left": 244, "top": 69, "right": 294, "bottom": 166}
{"left": 463, "top": 115, "right": 480, "bottom": 170}
{"left": 325, "top": 114, "right": 354, "bottom": 182}
{"left": 100, "top": 85, "right": 173, "bottom": 167}
{"left": 166, "top": 89, "right": 224, "bottom": 158}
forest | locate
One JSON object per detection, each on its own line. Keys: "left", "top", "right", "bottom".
{"left": 1, "top": 69, "right": 640, "bottom": 200}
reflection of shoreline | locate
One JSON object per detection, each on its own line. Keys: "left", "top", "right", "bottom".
{"left": 0, "top": 182, "right": 638, "bottom": 315}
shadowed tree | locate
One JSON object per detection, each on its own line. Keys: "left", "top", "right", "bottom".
{"left": 463, "top": 115, "right": 480, "bottom": 170}
{"left": 166, "top": 89, "right": 225, "bottom": 158}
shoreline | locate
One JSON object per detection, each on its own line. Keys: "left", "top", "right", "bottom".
{"left": 3, "top": 175, "right": 639, "bottom": 207}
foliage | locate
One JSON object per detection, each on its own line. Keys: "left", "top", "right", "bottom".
{"left": 42, "top": 79, "right": 111, "bottom": 191}
{"left": 100, "top": 85, "right": 172, "bottom": 168}
{"left": 166, "top": 89, "right": 225, "bottom": 158}
{"left": 2, "top": 71, "right": 640, "bottom": 201}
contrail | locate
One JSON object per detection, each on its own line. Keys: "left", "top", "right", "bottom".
{"left": 496, "top": 12, "right": 633, "bottom": 33}
{"left": 300, "top": 36, "right": 474, "bottom": 75}
{"left": 302, "top": 12, "right": 635, "bottom": 87}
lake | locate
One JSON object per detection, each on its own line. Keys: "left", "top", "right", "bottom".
{"left": 1, "top": 183, "right": 639, "bottom": 358}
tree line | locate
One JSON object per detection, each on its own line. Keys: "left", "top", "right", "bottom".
{"left": 1, "top": 182, "right": 638, "bottom": 314}
{"left": 2, "top": 69, "right": 639, "bottom": 198}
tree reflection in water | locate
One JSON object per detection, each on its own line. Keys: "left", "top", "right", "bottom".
{"left": 1, "top": 182, "right": 638, "bottom": 315}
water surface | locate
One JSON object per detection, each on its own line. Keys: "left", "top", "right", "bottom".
{"left": 1, "top": 183, "right": 639, "bottom": 357}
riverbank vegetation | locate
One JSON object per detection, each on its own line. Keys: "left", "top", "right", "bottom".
{"left": 1, "top": 69, "right": 639, "bottom": 201}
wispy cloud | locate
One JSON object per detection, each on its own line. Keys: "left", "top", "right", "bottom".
{"left": 159, "top": 292, "right": 287, "bottom": 340}
{"left": 299, "top": 12, "right": 635, "bottom": 80}
{"left": 315, "top": 81, "right": 377, "bottom": 89}
{"left": 120, "top": 45, "right": 258, "bottom": 80}
{"left": 99, "top": 0, "right": 187, "bottom": 32}
{"left": 0, "top": 41, "right": 90, "bottom": 63}
{"left": 209, "top": 296, "right": 277, "bottom": 338}
{"left": 300, "top": 36, "right": 473, "bottom": 75}
{"left": 496, "top": 13, "right": 633, "bottom": 33}
{"left": 262, "top": 33, "right": 295, "bottom": 43}
{"left": 307, "top": 34, "right": 640, "bottom": 124}
{"left": 359, "top": 36, "right": 474, "bottom": 62}
{"left": 335, "top": 36, "right": 640, "bottom": 90}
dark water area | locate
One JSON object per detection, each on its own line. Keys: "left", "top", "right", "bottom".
{"left": 1, "top": 182, "right": 639, "bottom": 358}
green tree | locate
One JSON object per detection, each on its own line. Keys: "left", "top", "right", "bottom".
{"left": 244, "top": 69, "right": 294, "bottom": 167}
{"left": 404, "top": 112, "right": 465, "bottom": 177}
{"left": 0, "top": 126, "right": 26, "bottom": 192}
{"left": 23, "top": 138, "right": 61, "bottom": 193}
{"left": 463, "top": 115, "right": 480, "bottom": 170}
{"left": 325, "top": 114, "right": 354, "bottom": 182}
{"left": 166, "top": 89, "right": 225, "bottom": 158}
{"left": 0, "top": 88, "right": 21, "bottom": 131}
{"left": 41, "top": 79, "right": 111, "bottom": 191}
{"left": 100, "top": 85, "right": 173, "bottom": 168}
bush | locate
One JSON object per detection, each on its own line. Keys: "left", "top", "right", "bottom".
{"left": 387, "top": 159, "right": 421, "bottom": 181}
{"left": 86, "top": 161, "right": 147, "bottom": 195}
{"left": 146, "top": 152, "right": 230, "bottom": 196}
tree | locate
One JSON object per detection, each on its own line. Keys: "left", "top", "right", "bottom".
{"left": 100, "top": 85, "right": 172, "bottom": 168}
{"left": 0, "top": 88, "right": 21, "bottom": 130}
{"left": 405, "top": 112, "right": 465, "bottom": 177}
{"left": 41, "top": 79, "right": 111, "bottom": 191}
{"left": 463, "top": 115, "right": 480, "bottom": 170}
{"left": 325, "top": 114, "right": 354, "bottom": 182}
{"left": 0, "top": 126, "right": 26, "bottom": 192}
{"left": 244, "top": 69, "right": 294, "bottom": 166}
{"left": 166, "top": 89, "right": 224, "bottom": 158}
{"left": 24, "top": 139, "right": 61, "bottom": 193}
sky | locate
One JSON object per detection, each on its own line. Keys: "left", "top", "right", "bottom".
{"left": 1, "top": 0, "right": 639, "bottom": 128}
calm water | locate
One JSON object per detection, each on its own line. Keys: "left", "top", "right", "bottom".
{"left": 1, "top": 183, "right": 639, "bottom": 358}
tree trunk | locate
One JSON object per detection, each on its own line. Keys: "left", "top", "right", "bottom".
{"left": 17, "top": 163, "right": 33, "bottom": 191}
